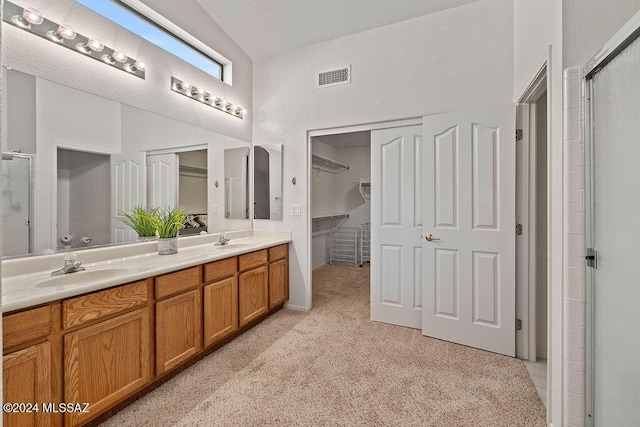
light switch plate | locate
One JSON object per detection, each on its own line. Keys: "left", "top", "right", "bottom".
{"left": 292, "top": 204, "right": 301, "bottom": 216}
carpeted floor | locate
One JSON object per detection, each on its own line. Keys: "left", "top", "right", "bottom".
{"left": 102, "top": 264, "right": 546, "bottom": 426}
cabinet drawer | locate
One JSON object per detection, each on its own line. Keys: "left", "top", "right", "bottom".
{"left": 204, "top": 257, "right": 237, "bottom": 283}
{"left": 155, "top": 266, "right": 201, "bottom": 300}
{"left": 63, "top": 280, "right": 149, "bottom": 329}
{"left": 239, "top": 250, "right": 268, "bottom": 272}
{"left": 3, "top": 305, "right": 52, "bottom": 351}
{"left": 269, "top": 244, "right": 288, "bottom": 262}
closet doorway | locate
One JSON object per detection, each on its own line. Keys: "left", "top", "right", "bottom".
{"left": 311, "top": 131, "right": 371, "bottom": 272}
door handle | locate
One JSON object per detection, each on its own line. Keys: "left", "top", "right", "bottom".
{"left": 425, "top": 233, "right": 440, "bottom": 242}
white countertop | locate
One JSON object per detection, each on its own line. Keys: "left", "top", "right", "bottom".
{"left": 2, "top": 230, "right": 292, "bottom": 313}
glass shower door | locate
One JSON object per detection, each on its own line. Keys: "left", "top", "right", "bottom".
{"left": 587, "top": 34, "right": 640, "bottom": 426}
{"left": 1, "top": 153, "right": 33, "bottom": 257}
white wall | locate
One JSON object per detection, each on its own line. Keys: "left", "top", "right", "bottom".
{"left": 254, "top": 0, "right": 514, "bottom": 310}
{"left": 4, "top": 69, "right": 35, "bottom": 153}
{"left": 2, "top": 0, "right": 252, "bottom": 142}
{"left": 513, "top": 2, "right": 562, "bottom": 425}
{"left": 563, "top": 0, "right": 640, "bottom": 68}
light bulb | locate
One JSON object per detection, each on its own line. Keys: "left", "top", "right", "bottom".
{"left": 111, "top": 50, "right": 127, "bottom": 63}
{"left": 102, "top": 50, "right": 127, "bottom": 64}
{"left": 190, "top": 87, "right": 203, "bottom": 97}
{"left": 77, "top": 38, "right": 103, "bottom": 53}
{"left": 47, "top": 24, "right": 76, "bottom": 42}
{"left": 22, "top": 8, "right": 43, "bottom": 25}
{"left": 176, "top": 81, "right": 191, "bottom": 91}
{"left": 125, "top": 60, "right": 146, "bottom": 73}
{"left": 203, "top": 93, "right": 214, "bottom": 103}
{"left": 132, "top": 60, "right": 146, "bottom": 71}
{"left": 235, "top": 107, "right": 243, "bottom": 115}
{"left": 225, "top": 102, "right": 233, "bottom": 111}
{"left": 11, "top": 7, "right": 43, "bottom": 28}
{"left": 214, "top": 98, "right": 223, "bottom": 107}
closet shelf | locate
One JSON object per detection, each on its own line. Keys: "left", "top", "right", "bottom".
{"left": 312, "top": 213, "right": 350, "bottom": 223}
{"left": 312, "top": 153, "right": 350, "bottom": 174}
{"left": 358, "top": 178, "right": 371, "bottom": 201}
{"left": 179, "top": 165, "right": 207, "bottom": 178}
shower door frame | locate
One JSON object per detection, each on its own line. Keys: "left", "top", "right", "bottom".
{"left": 2, "top": 152, "right": 35, "bottom": 256}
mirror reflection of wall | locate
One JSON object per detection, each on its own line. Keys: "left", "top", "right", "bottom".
{"left": 224, "top": 147, "right": 250, "bottom": 220}
{"left": 254, "top": 144, "right": 283, "bottom": 220}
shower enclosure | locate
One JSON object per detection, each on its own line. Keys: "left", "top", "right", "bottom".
{"left": 1, "top": 152, "right": 34, "bottom": 257}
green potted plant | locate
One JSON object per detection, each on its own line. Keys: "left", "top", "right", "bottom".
{"left": 118, "top": 206, "right": 158, "bottom": 240}
{"left": 153, "top": 206, "right": 187, "bottom": 255}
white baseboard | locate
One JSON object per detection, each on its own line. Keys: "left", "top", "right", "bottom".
{"left": 284, "top": 303, "right": 310, "bottom": 312}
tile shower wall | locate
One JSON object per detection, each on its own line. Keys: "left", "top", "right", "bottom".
{"left": 563, "top": 67, "right": 587, "bottom": 427}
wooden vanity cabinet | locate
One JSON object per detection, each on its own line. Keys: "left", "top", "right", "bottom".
{"left": 64, "top": 308, "right": 150, "bottom": 426}
{"left": 62, "top": 279, "right": 151, "bottom": 426}
{"left": 269, "top": 245, "right": 289, "bottom": 309}
{"left": 154, "top": 267, "right": 202, "bottom": 376}
{"left": 238, "top": 250, "right": 269, "bottom": 327}
{"left": 3, "top": 342, "right": 53, "bottom": 427}
{"left": 3, "top": 305, "right": 57, "bottom": 427}
{"left": 203, "top": 257, "right": 238, "bottom": 348}
{"left": 2, "top": 241, "right": 289, "bottom": 426}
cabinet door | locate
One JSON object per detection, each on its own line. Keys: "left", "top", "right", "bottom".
{"left": 204, "top": 276, "right": 238, "bottom": 347}
{"left": 64, "top": 308, "right": 150, "bottom": 426}
{"left": 3, "top": 342, "right": 53, "bottom": 427}
{"left": 156, "top": 290, "right": 202, "bottom": 375}
{"left": 269, "top": 258, "right": 289, "bottom": 309}
{"left": 239, "top": 266, "right": 269, "bottom": 327}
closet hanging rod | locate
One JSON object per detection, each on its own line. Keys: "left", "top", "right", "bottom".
{"left": 311, "top": 153, "right": 350, "bottom": 173}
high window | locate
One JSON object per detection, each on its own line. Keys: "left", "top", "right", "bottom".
{"left": 76, "top": 0, "right": 227, "bottom": 81}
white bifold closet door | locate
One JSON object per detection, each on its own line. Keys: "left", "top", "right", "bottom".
{"left": 589, "top": 34, "right": 640, "bottom": 426}
{"left": 422, "top": 105, "right": 516, "bottom": 356}
{"left": 110, "top": 153, "right": 146, "bottom": 243}
{"left": 370, "top": 125, "right": 424, "bottom": 329}
{"left": 147, "top": 153, "right": 178, "bottom": 209}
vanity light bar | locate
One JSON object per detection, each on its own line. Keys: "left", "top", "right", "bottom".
{"left": 171, "top": 77, "right": 244, "bottom": 119}
{"left": 2, "top": 1, "right": 146, "bottom": 79}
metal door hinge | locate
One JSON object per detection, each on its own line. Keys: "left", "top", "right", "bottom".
{"left": 516, "top": 318, "right": 523, "bottom": 331}
{"left": 516, "top": 224, "right": 523, "bottom": 235}
{"left": 516, "top": 129, "right": 523, "bottom": 141}
{"left": 586, "top": 248, "right": 598, "bottom": 269}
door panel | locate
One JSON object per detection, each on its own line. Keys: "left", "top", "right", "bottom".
{"left": 110, "top": 153, "right": 146, "bottom": 243}
{"left": 147, "top": 153, "right": 178, "bottom": 209}
{"left": 423, "top": 104, "right": 515, "bottom": 356}
{"left": 371, "top": 125, "right": 423, "bottom": 328}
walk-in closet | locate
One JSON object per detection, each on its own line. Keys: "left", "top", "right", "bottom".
{"left": 311, "top": 131, "right": 371, "bottom": 273}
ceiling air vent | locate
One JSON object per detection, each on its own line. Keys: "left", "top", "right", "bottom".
{"left": 317, "top": 65, "right": 351, "bottom": 88}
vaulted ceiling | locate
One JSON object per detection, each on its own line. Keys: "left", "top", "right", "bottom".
{"left": 195, "top": 0, "right": 479, "bottom": 61}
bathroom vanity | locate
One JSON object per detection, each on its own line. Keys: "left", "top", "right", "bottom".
{"left": 2, "top": 231, "right": 290, "bottom": 426}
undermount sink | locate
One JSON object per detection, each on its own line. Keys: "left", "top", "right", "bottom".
{"left": 34, "top": 268, "right": 131, "bottom": 288}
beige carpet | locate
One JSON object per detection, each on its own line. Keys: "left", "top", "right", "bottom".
{"left": 102, "top": 264, "right": 546, "bottom": 427}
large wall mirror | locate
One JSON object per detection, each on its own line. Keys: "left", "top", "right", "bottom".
{"left": 254, "top": 144, "right": 283, "bottom": 220}
{"left": 1, "top": 69, "right": 251, "bottom": 258}
{"left": 0, "top": 1, "right": 252, "bottom": 258}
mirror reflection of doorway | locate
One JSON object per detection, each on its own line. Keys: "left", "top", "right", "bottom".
{"left": 254, "top": 146, "right": 270, "bottom": 219}
{"left": 1, "top": 152, "right": 34, "bottom": 256}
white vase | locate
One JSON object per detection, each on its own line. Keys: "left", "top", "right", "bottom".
{"left": 157, "top": 237, "right": 178, "bottom": 255}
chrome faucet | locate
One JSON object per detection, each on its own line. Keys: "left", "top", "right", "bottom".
{"left": 51, "top": 252, "right": 86, "bottom": 276}
{"left": 215, "top": 232, "right": 231, "bottom": 246}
